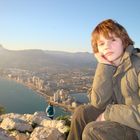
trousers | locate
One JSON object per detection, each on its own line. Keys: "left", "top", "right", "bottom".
{"left": 67, "top": 105, "right": 138, "bottom": 140}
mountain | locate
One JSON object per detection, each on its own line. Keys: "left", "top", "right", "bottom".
{"left": 0, "top": 44, "right": 8, "bottom": 52}
{"left": 0, "top": 45, "right": 97, "bottom": 72}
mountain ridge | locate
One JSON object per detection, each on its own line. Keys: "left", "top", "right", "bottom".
{"left": 0, "top": 45, "right": 97, "bottom": 72}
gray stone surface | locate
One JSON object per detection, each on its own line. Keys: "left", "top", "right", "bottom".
{"left": 0, "top": 112, "right": 69, "bottom": 140}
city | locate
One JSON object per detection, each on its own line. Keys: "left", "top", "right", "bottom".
{"left": 0, "top": 67, "right": 96, "bottom": 112}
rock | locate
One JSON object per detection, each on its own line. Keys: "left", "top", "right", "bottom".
{"left": 40, "top": 120, "right": 65, "bottom": 128}
{"left": 0, "top": 112, "right": 70, "bottom": 140}
{"left": 0, "top": 128, "right": 15, "bottom": 140}
{"left": 20, "top": 114, "right": 33, "bottom": 123}
{"left": 32, "top": 111, "right": 50, "bottom": 125}
{"left": 9, "top": 130, "right": 29, "bottom": 140}
{"left": 0, "top": 113, "right": 33, "bottom": 124}
{"left": 40, "top": 119, "right": 69, "bottom": 134}
{"left": 58, "top": 125, "right": 70, "bottom": 134}
{"left": 30, "top": 126, "right": 65, "bottom": 140}
{"left": 34, "top": 111, "right": 47, "bottom": 117}
{"left": 1, "top": 118, "right": 33, "bottom": 132}
{"left": 15, "top": 133, "right": 29, "bottom": 140}
{"left": 0, "top": 113, "right": 22, "bottom": 119}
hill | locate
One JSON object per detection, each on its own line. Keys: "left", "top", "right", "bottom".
{"left": 0, "top": 45, "right": 97, "bottom": 72}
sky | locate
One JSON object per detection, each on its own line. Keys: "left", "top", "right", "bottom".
{"left": 0, "top": 0, "right": 140, "bottom": 52}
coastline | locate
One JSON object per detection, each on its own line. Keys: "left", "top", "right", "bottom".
{"left": 1, "top": 77, "right": 74, "bottom": 113}
{"left": 1, "top": 77, "right": 50, "bottom": 101}
{"left": 49, "top": 100, "right": 75, "bottom": 113}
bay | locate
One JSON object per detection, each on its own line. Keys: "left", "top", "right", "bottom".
{"left": 71, "top": 93, "right": 89, "bottom": 103}
{"left": 0, "top": 78, "right": 69, "bottom": 117}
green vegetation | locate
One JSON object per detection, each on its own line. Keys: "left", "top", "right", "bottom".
{"left": 0, "top": 105, "right": 5, "bottom": 115}
{"left": 56, "top": 115, "right": 71, "bottom": 127}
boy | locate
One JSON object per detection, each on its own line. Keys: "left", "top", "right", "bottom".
{"left": 67, "top": 19, "right": 140, "bottom": 140}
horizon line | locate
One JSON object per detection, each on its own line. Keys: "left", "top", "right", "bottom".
{"left": 0, "top": 44, "right": 92, "bottom": 53}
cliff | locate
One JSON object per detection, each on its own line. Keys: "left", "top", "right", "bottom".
{"left": 0, "top": 112, "right": 70, "bottom": 140}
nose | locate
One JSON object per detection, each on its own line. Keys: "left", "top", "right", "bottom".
{"left": 104, "top": 41, "right": 111, "bottom": 50}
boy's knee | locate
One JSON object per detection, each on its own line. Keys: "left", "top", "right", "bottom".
{"left": 82, "top": 122, "right": 92, "bottom": 138}
{"left": 72, "top": 105, "right": 100, "bottom": 122}
{"left": 82, "top": 122, "right": 101, "bottom": 140}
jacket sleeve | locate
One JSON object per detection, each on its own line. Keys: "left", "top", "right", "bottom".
{"left": 104, "top": 104, "right": 140, "bottom": 130}
{"left": 104, "top": 72, "right": 140, "bottom": 131}
{"left": 91, "top": 63, "right": 116, "bottom": 109}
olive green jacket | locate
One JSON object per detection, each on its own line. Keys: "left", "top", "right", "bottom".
{"left": 91, "top": 45, "right": 140, "bottom": 133}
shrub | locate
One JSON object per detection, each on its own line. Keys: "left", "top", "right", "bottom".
{"left": 0, "top": 105, "right": 5, "bottom": 115}
{"left": 56, "top": 115, "right": 71, "bottom": 126}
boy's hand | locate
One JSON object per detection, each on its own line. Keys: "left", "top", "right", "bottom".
{"left": 96, "top": 113, "right": 105, "bottom": 121}
{"left": 95, "top": 52, "right": 114, "bottom": 65}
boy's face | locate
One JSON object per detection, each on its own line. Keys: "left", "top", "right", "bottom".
{"left": 97, "top": 34, "right": 124, "bottom": 65}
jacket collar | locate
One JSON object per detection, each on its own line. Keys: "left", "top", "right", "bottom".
{"left": 114, "top": 45, "right": 134, "bottom": 77}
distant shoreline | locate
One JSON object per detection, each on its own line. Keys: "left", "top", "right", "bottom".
{"left": 1, "top": 77, "right": 73, "bottom": 113}
{"left": 2, "top": 77, "right": 50, "bottom": 101}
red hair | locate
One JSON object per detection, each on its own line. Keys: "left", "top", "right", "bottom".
{"left": 91, "top": 19, "right": 134, "bottom": 53}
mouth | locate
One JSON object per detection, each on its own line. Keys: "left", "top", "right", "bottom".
{"left": 104, "top": 52, "right": 113, "bottom": 57}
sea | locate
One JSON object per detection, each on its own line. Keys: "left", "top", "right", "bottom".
{"left": 0, "top": 78, "right": 89, "bottom": 118}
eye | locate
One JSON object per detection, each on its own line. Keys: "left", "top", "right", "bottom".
{"left": 98, "top": 42, "right": 104, "bottom": 46}
{"left": 112, "top": 38, "right": 116, "bottom": 41}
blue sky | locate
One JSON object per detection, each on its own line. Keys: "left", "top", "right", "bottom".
{"left": 0, "top": 0, "right": 140, "bottom": 52}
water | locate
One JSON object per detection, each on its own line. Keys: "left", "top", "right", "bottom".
{"left": 0, "top": 78, "right": 69, "bottom": 117}
{"left": 71, "top": 93, "right": 89, "bottom": 103}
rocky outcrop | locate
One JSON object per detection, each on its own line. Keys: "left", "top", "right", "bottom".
{"left": 0, "top": 112, "right": 70, "bottom": 140}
